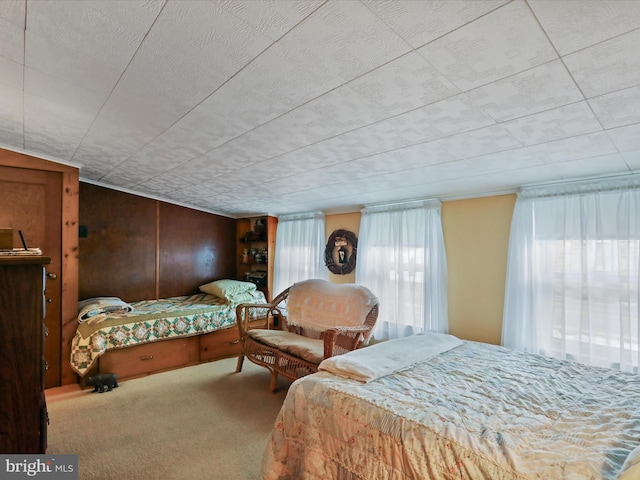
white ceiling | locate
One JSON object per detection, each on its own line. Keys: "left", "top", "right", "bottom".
{"left": 2, "top": 0, "right": 640, "bottom": 218}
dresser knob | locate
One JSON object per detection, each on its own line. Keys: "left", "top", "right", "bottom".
{"left": 47, "top": 272, "right": 57, "bottom": 279}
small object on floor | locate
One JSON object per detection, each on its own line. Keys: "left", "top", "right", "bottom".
{"left": 86, "top": 373, "right": 119, "bottom": 393}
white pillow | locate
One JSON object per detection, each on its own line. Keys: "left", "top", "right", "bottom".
{"left": 199, "top": 279, "right": 256, "bottom": 301}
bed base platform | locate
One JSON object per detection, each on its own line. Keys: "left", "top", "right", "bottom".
{"left": 81, "top": 323, "right": 258, "bottom": 385}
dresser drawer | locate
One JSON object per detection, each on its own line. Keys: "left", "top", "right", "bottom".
{"left": 98, "top": 338, "right": 196, "bottom": 380}
{"left": 199, "top": 327, "right": 241, "bottom": 362}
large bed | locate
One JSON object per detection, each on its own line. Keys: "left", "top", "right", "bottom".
{"left": 70, "top": 279, "right": 267, "bottom": 378}
{"left": 261, "top": 333, "right": 640, "bottom": 480}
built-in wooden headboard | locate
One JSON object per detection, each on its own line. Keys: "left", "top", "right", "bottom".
{"left": 79, "top": 183, "right": 236, "bottom": 302}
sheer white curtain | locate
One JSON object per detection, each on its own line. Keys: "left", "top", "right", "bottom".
{"left": 356, "top": 199, "right": 448, "bottom": 341}
{"left": 503, "top": 176, "right": 640, "bottom": 372}
{"left": 273, "top": 212, "right": 327, "bottom": 298}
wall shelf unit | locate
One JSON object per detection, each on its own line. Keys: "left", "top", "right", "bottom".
{"left": 236, "top": 216, "right": 277, "bottom": 301}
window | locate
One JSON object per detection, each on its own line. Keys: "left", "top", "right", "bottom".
{"left": 272, "top": 212, "right": 326, "bottom": 297}
{"left": 503, "top": 177, "right": 640, "bottom": 372}
{"left": 356, "top": 199, "right": 448, "bottom": 341}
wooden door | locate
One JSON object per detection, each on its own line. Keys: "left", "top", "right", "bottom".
{"left": 0, "top": 166, "right": 62, "bottom": 388}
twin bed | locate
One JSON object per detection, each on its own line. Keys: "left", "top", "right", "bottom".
{"left": 70, "top": 279, "right": 267, "bottom": 378}
{"left": 261, "top": 333, "right": 640, "bottom": 480}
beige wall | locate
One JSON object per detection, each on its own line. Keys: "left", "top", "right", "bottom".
{"left": 325, "top": 212, "right": 360, "bottom": 284}
{"left": 441, "top": 194, "right": 515, "bottom": 345}
{"left": 324, "top": 193, "right": 516, "bottom": 345}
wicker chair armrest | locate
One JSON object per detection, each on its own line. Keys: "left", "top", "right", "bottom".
{"left": 235, "top": 303, "right": 282, "bottom": 337}
{"left": 322, "top": 325, "right": 374, "bottom": 358}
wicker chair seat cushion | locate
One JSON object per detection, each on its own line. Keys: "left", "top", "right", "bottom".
{"left": 248, "top": 329, "right": 324, "bottom": 364}
{"left": 287, "top": 279, "right": 379, "bottom": 331}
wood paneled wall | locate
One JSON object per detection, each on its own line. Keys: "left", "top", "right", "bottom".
{"left": 79, "top": 183, "right": 236, "bottom": 302}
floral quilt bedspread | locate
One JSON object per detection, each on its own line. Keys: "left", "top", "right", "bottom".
{"left": 71, "top": 292, "right": 266, "bottom": 376}
{"left": 261, "top": 340, "right": 640, "bottom": 480}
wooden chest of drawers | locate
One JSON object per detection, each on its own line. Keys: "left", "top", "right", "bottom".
{"left": 0, "top": 256, "right": 50, "bottom": 453}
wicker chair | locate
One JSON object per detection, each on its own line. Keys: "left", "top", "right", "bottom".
{"left": 235, "top": 279, "right": 379, "bottom": 392}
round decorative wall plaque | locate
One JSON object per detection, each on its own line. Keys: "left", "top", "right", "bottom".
{"left": 325, "top": 229, "right": 357, "bottom": 275}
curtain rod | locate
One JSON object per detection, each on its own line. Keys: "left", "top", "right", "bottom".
{"left": 522, "top": 172, "right": 640, "bottom": 192}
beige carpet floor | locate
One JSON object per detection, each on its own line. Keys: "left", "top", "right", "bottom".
{"left": 45, "top": 358, "right": 289, "bottom": 480}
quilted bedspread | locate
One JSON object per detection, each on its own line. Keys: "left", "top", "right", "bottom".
{"left": 261, "top": 338, "right": 640, "bottom": 479}
{"left": 70, "top": 292, "right": 266, "bottom": 376}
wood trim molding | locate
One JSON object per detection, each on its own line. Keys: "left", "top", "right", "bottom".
{"left": 0, "top": 147, "right": 80, "bottom": 386}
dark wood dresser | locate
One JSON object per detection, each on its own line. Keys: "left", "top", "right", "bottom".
{"left": 0, "top": 255, "right": 50, "bottom": 453}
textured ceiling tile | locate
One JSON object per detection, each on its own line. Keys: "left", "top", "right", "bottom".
{"left": 126, "top": 1, "right": 271, "bottom": 93}
{"left": 101, "top": 148, "right": 187, "bottom": 189}
{"left": 564, "top": 29, "right": 640, "bottom": 98}
{"left": 464, "top": 60, "right": 584, "bottom": 122}
{"left": 358, "top": 159, "right": 481, "bottom": 187}
{"left": 247, "top": 154, "right": 325, "bottom": 181}
{"left": 385, "top": 143, "right": 459, "bottom": 168}
{"left": 0, "top": 15, "right": 24, "bottom": 64}
{"left": 143, "top": 160, "right": 235, "bottom": 195}
{"left": 324, "top": 147, "right": 454, "bottom": 182}
{"left": 25, "top": 0, "right": 162, "bottom": 93}
{"left": 233, "top": 42, "right": 340, "bottom": 111}
{"left": 501, "top": 101, "right": 602, "bottom": 146}
{"left": 74, "top": 139, "right": 145, "bottom": 180}
{"left": 347, "top": 52, "right": 460, "bottom": 115}
{"left": 205, "top": 79, "right": 288, "bottom": 128}
{"left": 530, "top": 132, "right": 618, "bottom": 163}
{"left": 606, "top": 123, "right": 640, "bottom": 152}
{"left": 418, "top": 167, "right": 539, "bottom": 196}
{"left": 621, "top": 150, "right": 640, "bottom": 171}
{"left": 317, "top": 84, "right": 399, "bottom": 129}
{"left": 79, "top": 162, "right": 115, "bottom": 182}
{"left": 0, "top": 83, "right": 23, "bottom": 147}
{"left": 279, "top": 169, "right": 342, "bottom": 192}
{"left": 467, "top": 147, "right": 547, "bottom": 174}
{"left": 74, "top": 93, "right": 170, "bottom": 164}
{"left": 217, "top": 0, "right": 322, "bottom": 41}
{"left": 588, "top": 85, "right": 640, "bottom": 129}
{"left": 73, "top": 1, "right": 274, "bottom": 167}
{"left": 26, "top": 0, "right": 163, "bottom": 56}
{"left": 554, "top": 153, "right": 631, "bottom": 179}
{"left": 124, "top": 112, "right": 237, "bottom": 169}
{"left": 417, "top": 0, "right": 557, "bottom": 91}
{"left": 381, "top": 95, "right": 495, "bottom": 144}
{"left": 25, "top": 33, "right": 130, "bottom": 96}
{"left": 0, "top": 56, "right": 22, "bottom": 90}
{"left": 430, "top": 124, "right": 522, "bottom": 159}
{"left": 23, "top": 91, "right": 95, "bottom": 160}
{"left": 0, "top": 0, "right": 25, "bottom": 28}
{"left": 192, "top": 142, "right": 266, "bottom": 172}
{"left": 324, "top": 122, "right": 417, "bottom": 159}
{"left": 277, "top": 0, "right": 409, "bottom": 83}
{"left": 119, "top": 96, "right": 261, "bottom": 182}
{"left": 24, "top": 67, "right": 105, "bottom": 116}
{"left": 222, "top": 123, "right": 307, "bottom": 162}
{"left": 137, "top": 175, "right": 204, "bottom": 197}
{"left": 6, "top": 0, "right": 640, "bottom": 217}
{"left": 363, "top": 0, "right": 508, "bottom": 49}
{"left": 529, "top": 0, "right": 640, "bottom": 56}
